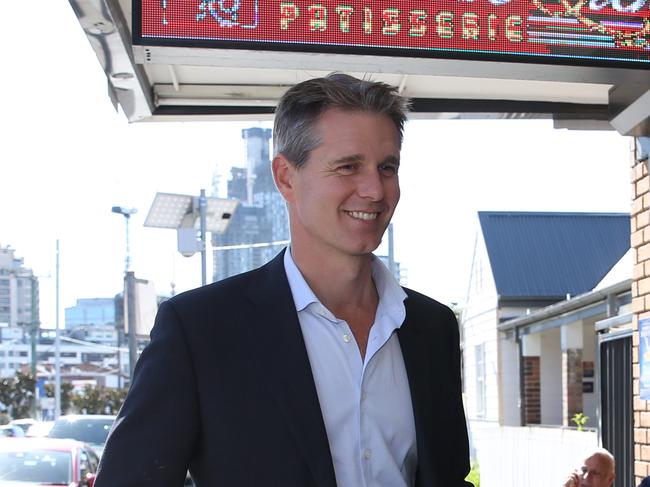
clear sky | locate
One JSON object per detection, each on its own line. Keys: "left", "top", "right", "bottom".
{"left": 1, "top": 1, "right": 632, "bottom": 328}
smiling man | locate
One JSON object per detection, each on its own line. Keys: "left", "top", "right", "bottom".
{"left": 95, "top": 73, "right": 472, "bottom": 487}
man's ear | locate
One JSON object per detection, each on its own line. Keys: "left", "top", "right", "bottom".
{"left": 272, "top": 153, "right": 296, "bottom": 203}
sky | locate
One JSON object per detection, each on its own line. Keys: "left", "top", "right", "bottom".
{"left": 1, "top": 1, "right": 633, "bottom": 329}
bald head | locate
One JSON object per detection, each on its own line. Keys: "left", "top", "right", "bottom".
{"left": 580, "top": 448, "right": 615, "bottom": 487}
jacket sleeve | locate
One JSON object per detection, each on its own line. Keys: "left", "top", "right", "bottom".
{"left": 447, "top": 307, "right": 474, "bottom": 487}
{"left": 95, "top": 300, "right": 200, "bottom": 487}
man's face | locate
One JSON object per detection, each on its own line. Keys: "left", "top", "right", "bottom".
{"left": 579, "top": 454, "right": 615, "bottom": 487}
{"left": 283, "top": 108, "right": 401, "bottom": 260}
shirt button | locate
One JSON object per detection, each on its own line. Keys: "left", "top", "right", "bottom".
{"left": 343, "top": 334, "right": 351, "bottom": 343}
{"left": 363, "top": 449, "right": 372, "bottom": 460}
{"left": 361, "top": 392, "right": 367, "bottom": 401}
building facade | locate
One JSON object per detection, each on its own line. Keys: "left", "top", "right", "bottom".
{"left": 462, "top": 211, "right": 630, "bottom": 486}
{"left": 65, "top": 298, "right": 116, "bottom": 330}
{"left": 212, "top": 127, "right": 290, "bottom": 281}
{"left": 0, "top": 246, "right": 38, "bottom": 329}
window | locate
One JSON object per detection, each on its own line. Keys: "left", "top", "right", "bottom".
{"left": 475, "top": 343, "right": 486, "bottom": 418}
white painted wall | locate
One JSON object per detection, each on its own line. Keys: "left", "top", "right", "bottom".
{"left": 477, "top": 426, "right": 598, "bottom": 487}
{"left": 462, "top": 228, "right": 501, "bottom": 461}
{"left": 499, "top": 334, "right": 521, "bottom": 426}
{"left": 541, "top": 327, "right": 563, "bottom": 425}
{"left": 462, "top": 229, "right": 499, "bottom": 423}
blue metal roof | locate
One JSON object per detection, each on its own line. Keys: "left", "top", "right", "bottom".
{"left": 478, "top": 212, "right": 630, "bottom": 298}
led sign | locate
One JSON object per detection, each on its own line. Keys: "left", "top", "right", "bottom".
{"left": 135, "top": 0, "right": 650, "bottom": 67}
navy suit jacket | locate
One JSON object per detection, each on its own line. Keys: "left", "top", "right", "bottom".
{"left": 95, "top": 250, "right": 472, "bottom": 486}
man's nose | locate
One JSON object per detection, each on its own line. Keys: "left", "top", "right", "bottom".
{"left": 357, "top": 169, "right": 384, "bottom": 200}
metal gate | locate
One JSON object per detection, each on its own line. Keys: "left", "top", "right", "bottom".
{"left": 599, "top": 329, "right": 633, "bottom": 487}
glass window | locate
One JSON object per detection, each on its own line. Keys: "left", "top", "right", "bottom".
{"left": 48, "top": 418, "right": 114, "bottom": 445}
{"left": 0, "top": 449, "right": 71, "bottom": 484}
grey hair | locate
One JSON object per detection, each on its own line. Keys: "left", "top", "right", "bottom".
{"left": 273, "top": 73, "right": 410, "bottom": 168}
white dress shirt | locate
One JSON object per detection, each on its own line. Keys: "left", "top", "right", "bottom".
{"left": 284, "top": 249, "right": 417, "bottom": 487}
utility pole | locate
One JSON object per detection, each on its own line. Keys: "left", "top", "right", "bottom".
{"left": 125, "top": 272, "right": 138, "bottom": 381}
{"left": 54, "top": 240, "right": 61, "bottom": 419}
{"left": 29, "top": 274, "right": 39, "bottom": 418}
{"left": 112, "top": 206, "right": 138, "bottom": 383}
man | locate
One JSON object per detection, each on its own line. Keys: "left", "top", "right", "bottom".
{"left": 563, "top": 448, "right": 615, "bottom": 487}
{"left": 95, "top": 73, "right": 471, "bottom": 487}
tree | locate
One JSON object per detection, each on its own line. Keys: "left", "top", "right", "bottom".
{"left": 44, "top": 382, "right": 73, "bottom": 415}
{"left": 71, "top": 385, "right": 128, "bottom": 414}
{"left": 72, "top": 385, "right": 105, "bottom": 414}
{"left": 0, "top": 371, "right": 35, "bottom": 419}
{"left": 103, "top": 387, "right": 128, "bottom": 415}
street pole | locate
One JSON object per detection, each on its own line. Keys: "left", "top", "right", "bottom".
{"left": 54, "top": 240, "right": 61, "bottom": 419}
{"left": 30, "top": 275, "right": 38, "bottom": 418}
{"left": 112, "top": 206, "right": 137, "bottom": 384}
{"left": 125, "top": 272, "right": 138, "bottom": 381}
{"left": 125, "top": 214, "right": 131, "bottom": 273}
{"left": 199, "top": 189, "right": 207, "bottom": 286}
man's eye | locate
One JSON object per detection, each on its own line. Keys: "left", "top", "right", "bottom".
{"left": 337, "top": 164, "right": 356, "bottom": 173}
{"left": 380, "top": 164, "right": 399, "bottom": 175}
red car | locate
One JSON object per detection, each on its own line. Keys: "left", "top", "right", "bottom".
{"left": 0, "top": 437, "right": 99, "bottom": 486}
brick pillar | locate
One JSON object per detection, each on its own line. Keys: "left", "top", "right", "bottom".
{"left": 561, "top": 322, "right": 584, "bottom": 426}
{"left": 632, "top": 149, "right": 650, "bottom": 484}
{"left": 523, "top": 356, "right": 541, "bottom": 424}
{"left": 562, "top": 348, "right": 583, "bottom": 426}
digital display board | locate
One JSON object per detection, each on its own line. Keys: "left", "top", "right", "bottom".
{"left": 135, "top": 0, "right": 650, "bottom": 67}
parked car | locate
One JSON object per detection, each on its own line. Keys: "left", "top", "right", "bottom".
{"left": 0, "top": 425, "right": 25, "bottom": 438}
{"left": 25, "top": 421, "right": 54, "bottom": 438}
{"left": 47, "top": 414, "right": 115, "bottom": 458}
{"left": 0, "top": 437, "right": 99, "bottom": 486}
{"left": 9, "top": 419, "right": 37, "bottom": 435}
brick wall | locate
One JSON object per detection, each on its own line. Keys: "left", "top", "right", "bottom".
{"left": 523, "top": 356, "right": 541, "bottom": 424}
{"left": 632, "top": 156, "right": 649, "bottom": 484}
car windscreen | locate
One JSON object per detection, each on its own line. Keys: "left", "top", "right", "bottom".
{"left": 48, "top": 419, "right": 113, "bottom": 445}
{"left": 0, "top": 449, "right": 72, "bottom": 484}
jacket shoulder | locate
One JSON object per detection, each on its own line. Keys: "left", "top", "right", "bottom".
{"left": 403, "top": 287, "right": 456, "bottom": 320}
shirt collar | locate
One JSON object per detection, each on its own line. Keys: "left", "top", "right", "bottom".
{"left": 283, "top": 248, "right": 407, "bottom": 328}
{"left": 284, "top": 247, "right": 320, "bottom": 312}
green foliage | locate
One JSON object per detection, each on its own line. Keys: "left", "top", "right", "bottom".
{"left": 0, "top": 371, "right": 35, "bottom": 419}
{"left": 572, "top": 412, "right": 589, "bottom": 431}
{"left": 44, "top": 382, "right": 74, "bottom": 415}
{"left": 466, "top": 461, "right": 479, "bottom": 487}
{"left": 71, "top": 385, "right": 128, "bottom": 415}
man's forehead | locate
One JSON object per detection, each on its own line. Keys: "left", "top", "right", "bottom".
{"left": 584, "top": 453, "right": 612, "bottom": 470}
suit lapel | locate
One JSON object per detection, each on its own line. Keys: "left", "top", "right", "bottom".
{"left": 244, "top": 250, "right": 337, "bottom": 487}
{"left": 398, "top": 297, "right": 438, "bottom": 487}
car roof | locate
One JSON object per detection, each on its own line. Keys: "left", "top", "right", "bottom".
{"left": 0, "top": 437, "right": 88, "bottom": 452}
{"left": 55, "top": 414, "right": 115, "bottom": 421}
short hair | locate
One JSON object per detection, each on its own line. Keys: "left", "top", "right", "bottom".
{"left": 273, "top": 73, "right": 410, "bottom": 168}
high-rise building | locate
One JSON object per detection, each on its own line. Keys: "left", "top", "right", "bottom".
{"left": 212, "top": 128, "right": 290, "bottom": 282}
{"left": 0, "top": 245, "right": 38, "bottom": 330}
{"left": 64, "top": 298, "right": 116, "bottom": 330}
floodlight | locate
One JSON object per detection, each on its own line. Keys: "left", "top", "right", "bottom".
{"left": 205, "top": 198, "right": 237, "bottom": 233}
{"left": 112, "top": 206, "right": 137, "bottom": 217}
{"left": 144, "top": 190, "right": 239, "bottom": 285}
{"left": 144, "top": 193, "right": 193, "bottom": 229}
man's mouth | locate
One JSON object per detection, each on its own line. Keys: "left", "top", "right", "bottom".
{"left": 345, "top": 211, "right": 379, "bottom": 221}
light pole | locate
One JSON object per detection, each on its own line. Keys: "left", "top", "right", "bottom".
{"left": 112, "top": 206, "right": 137, "bottom": 273}
{"left": 112, "top": 206, "right": 137, "bottom": 386}
{"left": 144, "top": 191, "right": 238, "bottom": 286}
